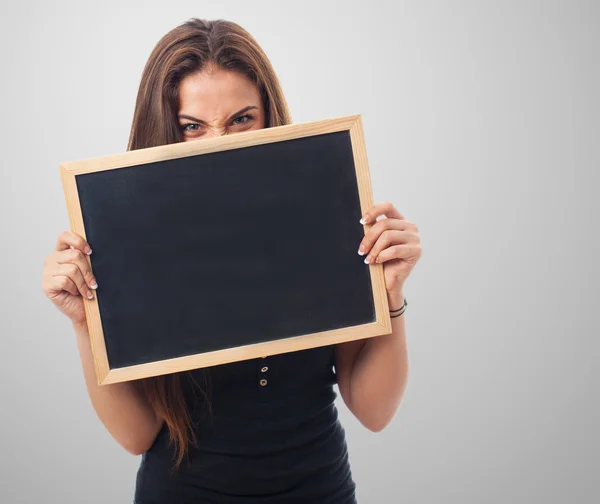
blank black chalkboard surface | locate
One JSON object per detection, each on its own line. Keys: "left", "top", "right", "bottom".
{"left": 59, "top": 115, "right": 392, "bottom": 385}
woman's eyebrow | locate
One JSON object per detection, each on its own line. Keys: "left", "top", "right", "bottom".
{"left": 178, "top": 105, "right": 258, "bottom": 124}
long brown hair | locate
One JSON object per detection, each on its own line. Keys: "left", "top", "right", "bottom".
{"left": 127, "top": 17, "right": 292, "bottom": 472}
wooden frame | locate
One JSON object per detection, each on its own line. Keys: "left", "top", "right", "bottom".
{"left": 60, "top": 114, "right": 392, "bottom": 385}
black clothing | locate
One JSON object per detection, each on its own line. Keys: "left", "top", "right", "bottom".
{"left": 134, "top": 344, "right": 358, "bottom": 503}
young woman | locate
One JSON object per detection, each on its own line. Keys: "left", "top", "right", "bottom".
{"left": 41, "top": 18, "right": 421, "bottom": 503}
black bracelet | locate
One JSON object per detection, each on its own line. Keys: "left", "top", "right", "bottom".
{"left": 390, "top": 297, "right": 407, "bottom": 318}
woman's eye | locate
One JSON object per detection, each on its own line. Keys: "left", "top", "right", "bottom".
{"left": 180, "top": 123, "right": 199, "bottom": 132}
{"left": 232, "top": 114, "right": 253, "bottom": 125}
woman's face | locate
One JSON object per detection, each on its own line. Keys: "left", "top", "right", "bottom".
{"left": 177, "top": 66, "right": 266, "bottom": 141}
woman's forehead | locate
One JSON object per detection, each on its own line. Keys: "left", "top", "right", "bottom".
{"left": 178, "top": 68, "right": 261, "bottom": 119}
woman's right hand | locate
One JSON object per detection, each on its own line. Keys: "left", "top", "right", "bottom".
{"left": 42, "top": 231, "right": 98, "bottom": 326}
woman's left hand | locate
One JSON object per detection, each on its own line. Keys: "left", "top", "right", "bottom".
{"left": 357, "top": 201, "right": 421, "bottom": 304}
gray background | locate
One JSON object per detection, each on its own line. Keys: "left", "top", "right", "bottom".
{"left": 1, "top": 0, "right": 598, "bottom": 502}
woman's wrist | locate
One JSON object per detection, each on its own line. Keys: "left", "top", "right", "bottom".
{"left": 72, "top": 319, "right": 89, "bottom": 335}
{"left": 387, "top": 290, "right": 405, "bottom": 311}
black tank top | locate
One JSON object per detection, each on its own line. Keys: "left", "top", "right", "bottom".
{"left": 133, "top": 344, "right": 358, "bottom": 503}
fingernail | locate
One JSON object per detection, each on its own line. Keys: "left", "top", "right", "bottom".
{"left": 359, "top": 217, "right": 367, "bottom": 225}
{"left": 358, "top": 246, "right": 365, "bottom": 255}
{"left": 364, "top": 256, "right": 371, "bottom": 264}
{"left": 87, "top": 291, "right": 94, "bottom": 299}
{"left": 86, "top": 247, "right": 92, "bottom": 255}
{"left": 90, "top": 282, "right": 98, "bottom": 289}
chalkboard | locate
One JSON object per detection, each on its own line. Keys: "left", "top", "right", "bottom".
{"left": 60, "top": 115, "right": 392, "bottom": 385}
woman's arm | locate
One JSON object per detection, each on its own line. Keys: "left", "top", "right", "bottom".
{"left": 334, "top": 290, "right": 409, "bottom": 432}
{"left": 335, "top": 201, "right": 418, "bottom": 431}
{"left": 73, "top": 321, "right": 165, "bottom": 455}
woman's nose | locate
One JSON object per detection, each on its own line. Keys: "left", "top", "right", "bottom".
{"left": 204, "top": 126, "right": 227, "bottom": 138}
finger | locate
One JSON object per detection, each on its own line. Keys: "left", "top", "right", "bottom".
{"left": 55, "top": 230, "right": 92, "bottom": 256}
{"left": 55, "top": 248, "right": 98, "bottom": 290}
{"left": 360, "top": 201, "right": 404, "bottom": 225}
{"left": 42, "top": 258, "right": 82, "bottom": 297}
{"left": 362, "top": 230, "right": 412, "bottom": 264}
{"left": 46, "top": 274, "right": 80, "bottom": 297}
{"left": 52, "top": 262, "right": 95, "bottom": 300}
{"left": 374, "top": 243, "right": 422, "bottom": 264}
{"left": 358, "top": 218, "right": 410, "bottom": 256}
